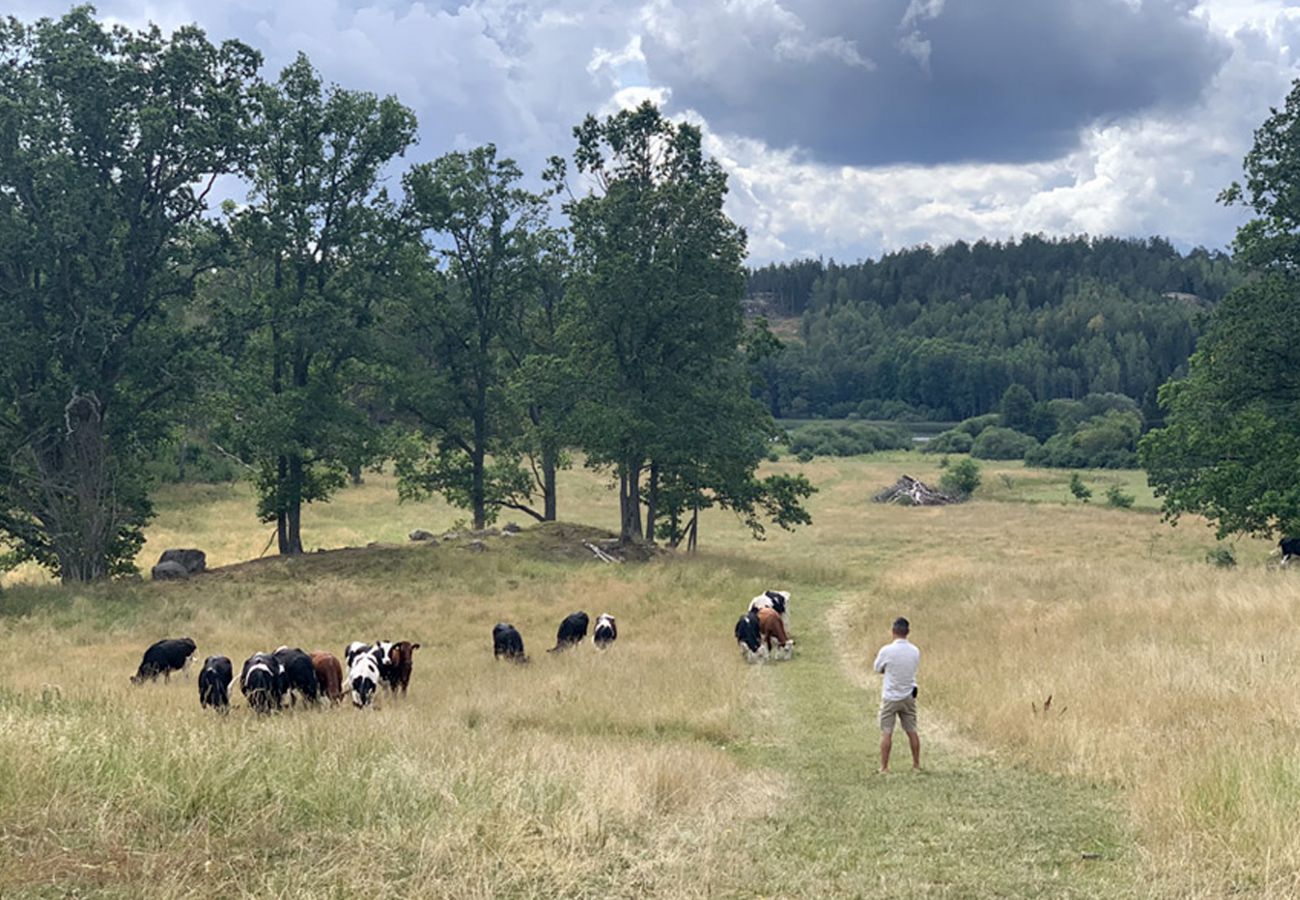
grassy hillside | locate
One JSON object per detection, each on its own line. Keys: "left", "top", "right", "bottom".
{"left": 0, "top": 454, "right": 1295, "bottom": 897}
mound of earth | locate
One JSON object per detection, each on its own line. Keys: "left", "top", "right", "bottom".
{"left": 193, "top": 520, "right": 665, "bottom": 581}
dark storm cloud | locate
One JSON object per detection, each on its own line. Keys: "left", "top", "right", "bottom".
{"left": 642, "top": 0, "right": 1231, "bottom": 166}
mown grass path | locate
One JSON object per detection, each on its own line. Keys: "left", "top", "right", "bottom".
{"left": 740, "top": 587, "right": 1137, "bottom": 898}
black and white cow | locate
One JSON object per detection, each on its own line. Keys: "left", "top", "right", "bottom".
{"left": 735, "top": 610, "right": 762, "bottom": 662}
{"left": 1280, "top": 537, "right": 1300, "bottom": 566}
{"left": 198, "top": 655, "right": 233, "bottom": 711}
{"left": 131, "top": 637, "right": 197, "bottom": 684}
{"left": 492, "top": 623, "right": 527, "bottom": 662}
{"left": 345, "top": 641, "right": 372, "bottom": 667}
{"left": 241, "top": 652, "right": 285, "bottom": 714}
{"left": 273, "top": 646, "right": 321, "bottom": 706}
{"left": 749, "top": 590, "right": 791, "bottom": 630}
{"left": 348, "top": 653, "right": 381, "bottom": 709}
{"left": 593, "top": 614, "right": 617, "bottom": 649}
{"left": 549, "top": 611, "right": 589, "bottom": 652}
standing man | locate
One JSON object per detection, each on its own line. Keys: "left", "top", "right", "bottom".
{"left": 873, "top": 616, "right": 920, "bottom": 774}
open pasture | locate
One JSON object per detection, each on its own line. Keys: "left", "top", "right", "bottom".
{"left": 0, "top": 453, "right": 1296, "bottom": 897}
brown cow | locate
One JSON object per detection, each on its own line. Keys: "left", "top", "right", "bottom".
{"left": 310, "top": 650, "right": 344, "bottom": 704}
{"left": 757, "top": 607, "right": 793, "bottom": 659}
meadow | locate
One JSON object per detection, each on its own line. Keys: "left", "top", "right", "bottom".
{"left": 0, "top": 452, "right": 1295, "bottom": 897}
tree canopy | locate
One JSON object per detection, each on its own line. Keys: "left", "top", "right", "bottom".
{"left": 1141, "top": 79, "right": 1300, "bottom": 539}
{"left": 0, "top": 8, "right": 260, "bottom": 580}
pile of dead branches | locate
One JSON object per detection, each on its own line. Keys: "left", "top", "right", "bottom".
{"left": 872, "top": 475, "right": 958, "bottom": 506}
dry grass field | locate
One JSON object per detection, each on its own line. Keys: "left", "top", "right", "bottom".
{"left": 0, "top": 451, "right": 1295, "bottom": 897}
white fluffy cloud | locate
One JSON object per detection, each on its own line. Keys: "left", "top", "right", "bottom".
{"left": 11, "top": 0, "right": 1300, "bottom": 262}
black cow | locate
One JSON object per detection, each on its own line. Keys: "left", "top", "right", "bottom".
{"left": 240, "top": 652, "right": 285, "bottom": 714}
{"left": 593, "top": 613, "right": 617, "bottom": 649}
{"left": 274, "top": 647, "right": 321, "bottom": 706}
{"left": 735, "top": 611, "right": 761, "bottom": 660}
{"left": 492, "top": 623, "right": 527, "bottom": 662}
{"left": 548, "top": 611, "right": 589, "bottom": 652}
{"left": 131, "top": 637, "right": 197, "bottom": 684}
{"left": 1281, "top": 537, "right": 1300, "bottom": 565}
{"left": 198, "top": 655, "right": 233, "bottom": 710}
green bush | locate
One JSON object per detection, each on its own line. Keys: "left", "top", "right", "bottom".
{"left": 1068, "top": 473, "right": 1092, "bottom": 502}
{"left": 1105, "top": 484, "right": 1135, "bottom": 508}
{"left": 939, "top": 458, "right": 981, "bottom": 498}
{"left": 955, "top": 413, "right": 1002, "bottom": 438}
{"left": 1025, "top": 410, "right": 1142, "bottom": 469}
{"left": 796, "top": 449, "right": 814, "bottom": 463}
{"left": 970, "top": 426, "right": 1038, "bottom": 460}
{"left": 1206, "top": 545, "right": 1237, "bottom": 568}
{"left": 786, "top": 421, "right": 913, "bottom": 459}
{"left": 919, "top": 429, "right": 973, "bottom": 454}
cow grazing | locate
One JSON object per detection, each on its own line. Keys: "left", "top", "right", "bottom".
{"left": 757, "top": 607, "right": 793, "bottom": 660}
{"left": 735, "top": 611, "right": 762, "bottom": 661}
{"left": 1281, "top": 537, "right": 1300, "bottom": 566}
{"left": 345, "top": 641, "right": 371, "bottom": 666}
{"left": 492, "top": 623, "right": 527, "bottom": 662}
{"left": 593, "top": 614, "right": 618, "bottom": 649}
{"left": 131, "top": 637, "right": 197, "bottom": 684}
{"left": 376, "top": 641, "right": 419, "bottom": 694}
{"left": 273, "top": 647, "right": 321, "bottom": 706}
{"left": 749, "top": 590, "right": 791, "bottom": 630}
{"left": 310, "top": 651, "right": 345, "bottom": 704}
{"left": 198, "top": 655, "right": 233, "bottom": 711}
{"left": 549, "top": 611, "right": 589, "bottom": 652}
{"left": 348, "top": 654, "right": 381, "bottom": 709}
{"left": 241, "top": 652, "right": 285, "bottom": 714}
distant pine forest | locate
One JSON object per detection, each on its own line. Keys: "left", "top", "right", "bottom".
{"left": 746, "top": 235, "right": 1240, "bottom": 422}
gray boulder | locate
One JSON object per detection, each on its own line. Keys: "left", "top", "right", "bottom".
{"left": 467, "top": 540, "right": 487, "bottom": 553}
{"left": 151, "top": 560, "right": 189, "bottom": 581}
{"left": 502, "top": 522, "right": 522, "bottom": 534}
{"left": 157, "top": 548, "right": 206, "bottom": 575}
{"left": 409, "top": 529, "right": 437, "bottom": 542}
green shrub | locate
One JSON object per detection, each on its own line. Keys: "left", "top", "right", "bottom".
{"left": 1068, "top": 473, "right": 1092, "bottom": 503}
{"left": 970, "top": 426, "right": 1038, "bottom": 460}
{"left": 1025, "top": 410, "right": 1142, "bottom": 469}
{"left": 786, "top": 421, "right": 913, "bottom": 459}
{"left": 796, "top": 449, "right": 814, "bottom": 463}
{"left": 955, "top": 413, "right": 1002, "bottom": 438}
{"left": 1206, "top": 545, "right": 1237, "bottom": 568}
{"left": 939, "top": 458, "right": 981, "bottom": 498}
{"left": 919, "top": 429, "right": 973, "bottom": 454}
{"left": 1105, "top": 485, "right": 1135, "bottom": 508}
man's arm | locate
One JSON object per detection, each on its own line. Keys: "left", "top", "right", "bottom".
{"left": 873, "top": 648, "right": 886, "bottom": 674}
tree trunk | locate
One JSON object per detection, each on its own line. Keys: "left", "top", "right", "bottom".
{"left": 348, "top": 463, "right": 363, "bottom": 486}
{"left": 542, "top": 444, "right": 558, "bottom": 521}
{"left": 686, "top": 498, "right": 700, "bottom": 553}
{"left": 645, "top": 462, "right": 659, "bottom": 544}
{"left": 277, "top": 453, "right": 304, "bottom": 555}
{"left": 618, "top": 461, "right": 644, "bottom": 543}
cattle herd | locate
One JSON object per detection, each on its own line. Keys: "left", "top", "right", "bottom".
{"left": 128, "top": 591, "right": 794, "bottom": 713}
{"left": 128, "top": 608, "right": 630, "bottom": 713}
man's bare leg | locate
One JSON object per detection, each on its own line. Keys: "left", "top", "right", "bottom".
{"left": 906, "top": 729, "right": 921, "bottom": 771}
{"left": 879, "top": 731, "right": 893, "bottom": 773}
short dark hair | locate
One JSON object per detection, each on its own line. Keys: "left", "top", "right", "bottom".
{"left": 892, "top": 617, "right": 910, "bottom": 635}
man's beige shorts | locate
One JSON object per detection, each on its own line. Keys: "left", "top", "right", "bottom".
{"left": 879, "top": 696, "right": 918, "bottom": 734}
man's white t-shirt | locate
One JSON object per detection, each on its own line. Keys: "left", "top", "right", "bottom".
{"left": 873, "top": 638, "right": 920, "bottom": 701}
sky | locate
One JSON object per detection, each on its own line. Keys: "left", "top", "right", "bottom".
{"left": 13, "top": 0, "right": 1300, "bottom": 263}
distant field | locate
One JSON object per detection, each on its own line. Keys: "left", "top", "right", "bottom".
{"left": 1, "top": 451, "right": 1296, "bottom": 897}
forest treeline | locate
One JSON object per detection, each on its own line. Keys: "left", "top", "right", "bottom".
{"left": 0, "top": 10, "right": 812, "bottom": 582}
{"left": 747, "top": 236, "right": 1240, "bottom": 421}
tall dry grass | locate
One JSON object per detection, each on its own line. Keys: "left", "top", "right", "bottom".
{"left": 0, "top": 544, "right": 786, "bottom": 897}
{"left": 838, "top": 495, "right": 1300, "bottom": 897}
